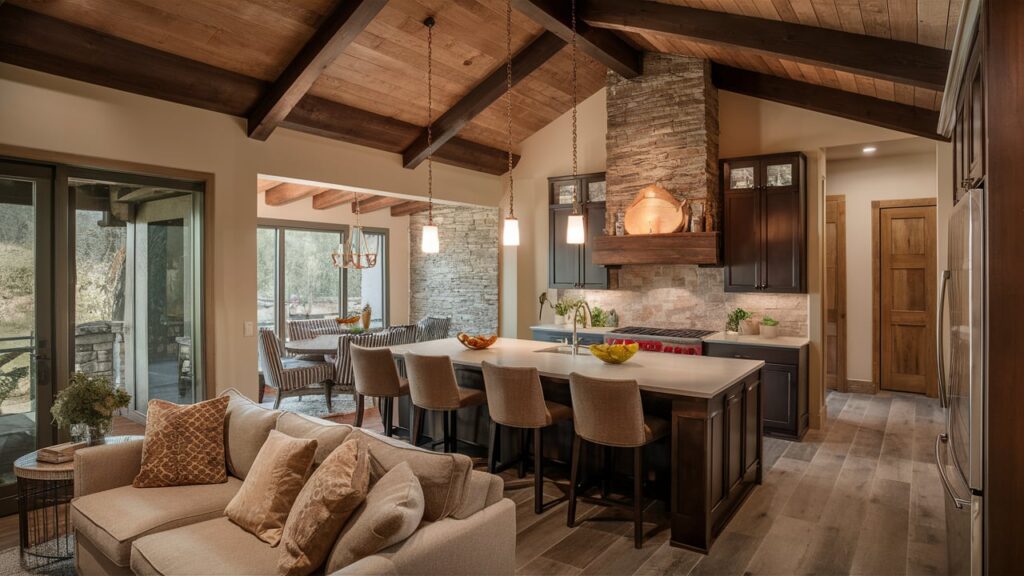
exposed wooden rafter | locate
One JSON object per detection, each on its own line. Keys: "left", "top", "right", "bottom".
{"left": 246, "top": 0, "right": 387, "bottom": 140}
{"left": 712, "top": 65, "right": 947, "bottom": 141}
{"left": 390, "top": 201, "right": 431, "bottom": 217}
{"left": 312, "top": 189, "right": 357, "bottom": 210}
{"left": 353, "top": 196, "right": 404, "bottom": 214}
{"left": 264, "top": 183, "right": 323, "bottom": 206}
{"left": 583, "top": 0, "right": 950, "bottom": 91}
{"left": 402, "top": 31, "right": 565, "bottom": 170}
{"left": 256, "top": 179, "right": 278, "bottom": 193}
{"left": 512, "top": 0, "right": 641, "bottom": 79}
{"left": 0, "top": 5, "right": 514, "bottom": 176}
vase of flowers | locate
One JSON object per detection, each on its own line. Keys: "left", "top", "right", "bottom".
{"left": 52, "top": 373, "right": 132, "bottom": 446}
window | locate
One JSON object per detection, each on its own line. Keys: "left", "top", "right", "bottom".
{"left": 256, "top": 222, "right": 388, "bottom": 340}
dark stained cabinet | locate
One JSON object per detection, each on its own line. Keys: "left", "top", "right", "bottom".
{"left": 953, "top": 43, "right": 986, "bottom": 205}
{"left": 548, "top": 173, "right": 608, "bottom": 290}
{"left": 722, "top": 153, "right": 807, "bottom": 293}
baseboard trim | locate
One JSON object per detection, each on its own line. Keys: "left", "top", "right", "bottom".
{"left": 846, "top": 379, "right": 877, "bottom": 394}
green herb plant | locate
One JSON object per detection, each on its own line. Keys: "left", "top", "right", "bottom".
{"left": 590, "top": 306, "right": 609, "bottom": 328}
{"left": 52, "top": 372, "right": 132, "bottom": 436}
{"left": 761, "top": 315, "right": 780, "bottom": 327}
{"left": 726, "top": 308, "right": 752, "bottom": 332}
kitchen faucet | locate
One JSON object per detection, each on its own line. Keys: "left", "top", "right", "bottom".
{"left": 569, "top": 300, "right": 592, "bottom": 356}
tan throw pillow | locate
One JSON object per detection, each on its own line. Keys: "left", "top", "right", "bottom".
{"left": 326, "top": 460, "right": 425, "bottom": 573}
{"left": 278, "top": 438, "right": 370, "bottom": 576}
{"left": 275, "top": 411, "right": 353, "bottom": 466}
{"left": 221, "top": 389, "right": 280, "bottom": 479}
{"left": 133, "top": 396, "right": 230, "bottom": 488}
{"left": 225, "top": 430, "right": 318, "bottom": 546}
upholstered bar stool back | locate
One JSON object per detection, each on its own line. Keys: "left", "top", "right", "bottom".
{"left": 404, "top": 352, "right": 485, "bottom": 452}
{"left": 568, "top": 373, "right": 648, "bottom": 448}
{"left": 350, "top": 344, "right": 410, "bottom": 435}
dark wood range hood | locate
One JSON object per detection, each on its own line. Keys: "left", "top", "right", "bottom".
{"left": 591, "top": 232, "right": 720, "bottom": 266}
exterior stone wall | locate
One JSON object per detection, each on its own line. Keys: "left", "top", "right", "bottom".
{"left": 588, "top": 52, "right": 809, "bottom": 337}
{"left": 409, "top": 205, "right": 500, "bottom": 336}
{"left": 74, "top": 321, "right": 126, "bottom": 385}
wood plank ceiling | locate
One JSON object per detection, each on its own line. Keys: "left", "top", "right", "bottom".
{"left": 2, "top": 0, "right": 961, "bottom": 175}
{"left": 259, "top": 177, "right": 431, "bottom": 216}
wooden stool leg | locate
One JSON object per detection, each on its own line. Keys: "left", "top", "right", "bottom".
{"left": 325, "top": 384, "right": 333, "bottom": 412}
{"left": 518, "top": 429, "right": 529, "bottom": 479}
{"left": 382, "top": 398, "right": 393, "bottom": 436}
{"left": 488, "top": 422, "right": 500, "bottom": 473}
{"left": 634, "top": 446, "right": 644, "bottom": 549}
{"left": 450, "top": 410, "right": 458, "bottom": 453}
{"left": 442, "top": 411, "right": 451, "bottom": 453}
{"left": 355, "top": 394, "right": 365, "bottom": 428}
{"left": 534, "top": 427, "right": 544, "bottom": 515}
{"left": 412, "top": 406, "right": 424, "bottom": 447}
{"left": 259, "top": 380, "right": 265, "bottom": 404}
{"left": 602, "top": 446, "right": 612, "bottom": 499}
{"left": 273, "top": 391, "right": 282, "bottom": 409}
{"left": 567, "top": 434, "right": 581, "bottom": 528}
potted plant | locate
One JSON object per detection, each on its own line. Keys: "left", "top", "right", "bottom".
{"left": 52, "top": 373, "right": 131, "bottom": 446}
{"left": 726, "top": 308, "right": 752, "bottom": 337}
{"left": 760, "top": 315, "right": 780, "bottom": 339}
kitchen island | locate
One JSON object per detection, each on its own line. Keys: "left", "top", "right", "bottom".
{"left": 389, "top": 338, "right": 764, "bottom": 553}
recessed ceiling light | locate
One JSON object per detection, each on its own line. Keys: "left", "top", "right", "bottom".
{"left": 863, "top": 146, "right": 877, "bottom": 154}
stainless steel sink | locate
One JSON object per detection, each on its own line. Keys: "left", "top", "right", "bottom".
{"left": 535, "top": 345, "right": 592, "bottom": 356}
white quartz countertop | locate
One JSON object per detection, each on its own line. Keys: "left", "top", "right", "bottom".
{"left": 530, "top": 324, "right": 617, "bottom": 336}
{"left": 390, "top": 338, "right": 763, "bottom": 399}
{"left": 703, "top": 332, "right": 810, "bottom": 349}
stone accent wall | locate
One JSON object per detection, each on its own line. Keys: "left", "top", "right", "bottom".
{"left": 410, "top": 205, "right": 500, "bottom": 336}
{"left": 606, "top": 53, "right": 720, "bottom": 230}
{"left": 75, "top": 321, "right": 126, "bottom": 385}
{"left": 586, "top": 52, "right": 809, "bottom": 337}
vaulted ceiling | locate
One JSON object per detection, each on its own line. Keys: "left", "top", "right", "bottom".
{"left": 0, "top": 0, "right": 960, "bottom": 176}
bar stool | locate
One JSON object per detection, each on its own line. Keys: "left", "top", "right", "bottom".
{"left": 566, "top": 373, "right": 669, "bottom": 549}
{"left": 481, "top": 361, "right": 573, "bottom": 513}
{"left": 350, "top": 344, "right": 410, "bottom": 437}
{"left": 404, "top": 352, "right": 486, "bottom": 453}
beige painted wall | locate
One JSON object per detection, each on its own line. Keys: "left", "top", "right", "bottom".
{"left": 827, "top": 146, "right": 948, "bottom": 384}
{"left": 256, "top": 195, "right": 413, "bottom": 326}
{"left": 0, "top": 63, "right": 501, "bottom": 400}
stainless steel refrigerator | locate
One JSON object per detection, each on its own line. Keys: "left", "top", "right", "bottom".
{"left": 936, "top": 187, "right": 984, "bottom": 576}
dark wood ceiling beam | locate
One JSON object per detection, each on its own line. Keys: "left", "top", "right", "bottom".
{"left": 712, "top": 65, "right": 946, "bottom": 141}
{"left": 247, "top": 0, "right": 387, "bottom": 140}
{"left": 354, "top": 196, "right": 404, "bottom": 213}
{"left": 264, "top": 183, "right": 323, "bottom": 206}
{"left": 390, "top": 201, "right": 430, "bottom": 217}
{"left": 402, "top": 31, "right": 565, "bottom": 170}
{"left": 512, "top": 0, "right": 641, "bottom": 79}
{"left": 312, "top": 189, "right": 357, "bottom": 210}
{"left": 584, "top": 0, "right": 950, "bottom": 91}
{"left": 0, "top": 5, "right": 515, "bottom": 176}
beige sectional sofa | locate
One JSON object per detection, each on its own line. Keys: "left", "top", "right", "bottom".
{"left": 70, "top": 388, "right": 516, "bottom": 576}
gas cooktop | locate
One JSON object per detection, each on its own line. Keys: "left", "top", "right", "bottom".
{"left": 609, "top": 326, "right": 717, "bottom": 340}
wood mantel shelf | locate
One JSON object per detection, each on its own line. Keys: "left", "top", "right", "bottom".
{"left": 592, "top": 232, "right": 720, "bottom": 266}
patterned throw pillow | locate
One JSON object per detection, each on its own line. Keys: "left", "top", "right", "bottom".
{"left": 278, "top": 438, "right": 370, "bottom": 576}
{"left": 133, "top": 396, "right": 230, "bottom": 488}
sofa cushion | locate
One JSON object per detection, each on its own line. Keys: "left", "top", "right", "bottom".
{"left": 71, "top": 478, "right": 243, "bottom": 567}
{"left": 278, "top": 438, "right": 370, "bottom": 576}
{"left": 130, "top": 517, "right": 279, "bottom": 576}
{"left": 275, "top": 411, "right": 353, "bottom": 466}
{"left": 347, "top": 429, "right": 472, "bottom": 522}
{"left": 134, "top": 396, "right": 230, "bottom": 488}
{"left": 221, "top": 388, "right": 280, "bottom": 479}
{"left": 225, "top": 430, "right": 317, "bottom": 546}
{"left": 326, "top": 461, "right": 424, "bottom": 573}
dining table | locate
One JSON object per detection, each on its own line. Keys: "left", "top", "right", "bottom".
{"left": 284, "top": 334, "right": 351, "bottom": 356}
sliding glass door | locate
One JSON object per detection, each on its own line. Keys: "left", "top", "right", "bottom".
{"left": 0, "top": 161, "right": 55, "bottom": 514}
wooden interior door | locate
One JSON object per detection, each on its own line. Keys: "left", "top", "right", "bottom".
{"left": 876, "top": 201, "right": 937, "bottom": 395}
{"left": 825, "top": 196, "right": 847, "bottom": 392}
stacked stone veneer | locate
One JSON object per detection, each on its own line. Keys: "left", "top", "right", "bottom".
{"left": 578, "top": 53, "right": 809, "bottom": 337}
{"left": 74, "top": 321, "right": 126, "bottom": 385}
{"left": 410, "top": 205, "right": 500, "bottom": 336}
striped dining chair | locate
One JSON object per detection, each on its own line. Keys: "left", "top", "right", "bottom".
{"left": 416, "top": 317, "right": 452, "bottom": 342}
{"left": 257, "top": 329, "right": 334, "bottom": 410}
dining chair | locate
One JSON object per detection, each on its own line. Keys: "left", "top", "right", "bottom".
{"left": 257, "top": 328, "right": 334, "bottom": 410}
{"left": 415, "top": 317, "right": 452, "bottom": 342}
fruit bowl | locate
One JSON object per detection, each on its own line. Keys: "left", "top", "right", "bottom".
{"left": 588, "top": 343, "right": 640, "bottom": 364}
{"left": 456, "top": 332, "right": 498, "bottom": 350}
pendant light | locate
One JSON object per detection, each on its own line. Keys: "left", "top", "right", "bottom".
{"left": 565, "top": 0, "right": 585, "bottom": 245}
{"left": 332, "top": 192, "right": 378, "bottom": 269}
{"left": 501, "top": 0, "right": 520, "bottom": 247}
{"left": 420, "top": 17, "right": 440, "bottom": 254}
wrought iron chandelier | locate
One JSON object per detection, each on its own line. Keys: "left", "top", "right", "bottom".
{"left": 331, "top": 192, "right": 378, "bottom": 269}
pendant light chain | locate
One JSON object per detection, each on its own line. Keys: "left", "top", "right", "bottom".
{"left": 506, "top": 0, "right": 514, "bottom": 218}
{"left": 426, "top": 18, "right": 434, "bottom": 226}
{"left": 571, "top": 0, "right": 579, "bottom": 202}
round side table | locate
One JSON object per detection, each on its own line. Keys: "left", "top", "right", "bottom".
{"left": 14, "top": 435, "right": 143, "bottom": 569}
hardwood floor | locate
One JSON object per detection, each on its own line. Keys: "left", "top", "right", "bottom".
{"left": 0, "top": 391, "right": 945, "bottom": 576}
{"left": 507, "top": 390, "right": 948, "bottom": 576}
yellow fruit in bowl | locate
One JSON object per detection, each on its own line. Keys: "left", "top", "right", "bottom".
{"left": 588, "top": 343, "right": 640, "bottom": 364}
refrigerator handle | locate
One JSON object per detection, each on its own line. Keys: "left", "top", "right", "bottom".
{"left": 936, "top": 270, "right": 950, "bottom": 409}
{"left": 935, "top": 433, "right": 970, "bottom": 509}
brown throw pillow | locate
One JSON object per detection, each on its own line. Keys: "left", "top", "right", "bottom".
{"left": 133, "top": 396, "right": 230, "bottom": 488}
{"left": 225, "top": 430, "right": 318, "bottom": 546}
{"left": 278, "top": 438, "right": 370, "bottom": 576}
{"left": 325, "top": 460, "right": 424, "bottom": 573}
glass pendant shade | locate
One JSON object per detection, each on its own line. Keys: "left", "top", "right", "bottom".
{"left": 421, "top": 224, "right": 440, "bottom": 254}
{"left": 566, "top": 213, "right": 585, "bottom": 244}
{"left": 503, "top": 216, "right": 520, "bottom": 246}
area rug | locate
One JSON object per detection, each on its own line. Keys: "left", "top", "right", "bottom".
{"left": 0, "top": 547, "right": 74, "bottom": 576}
{"left": 259, "top": 391, "right": 359, "bottom": 418}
